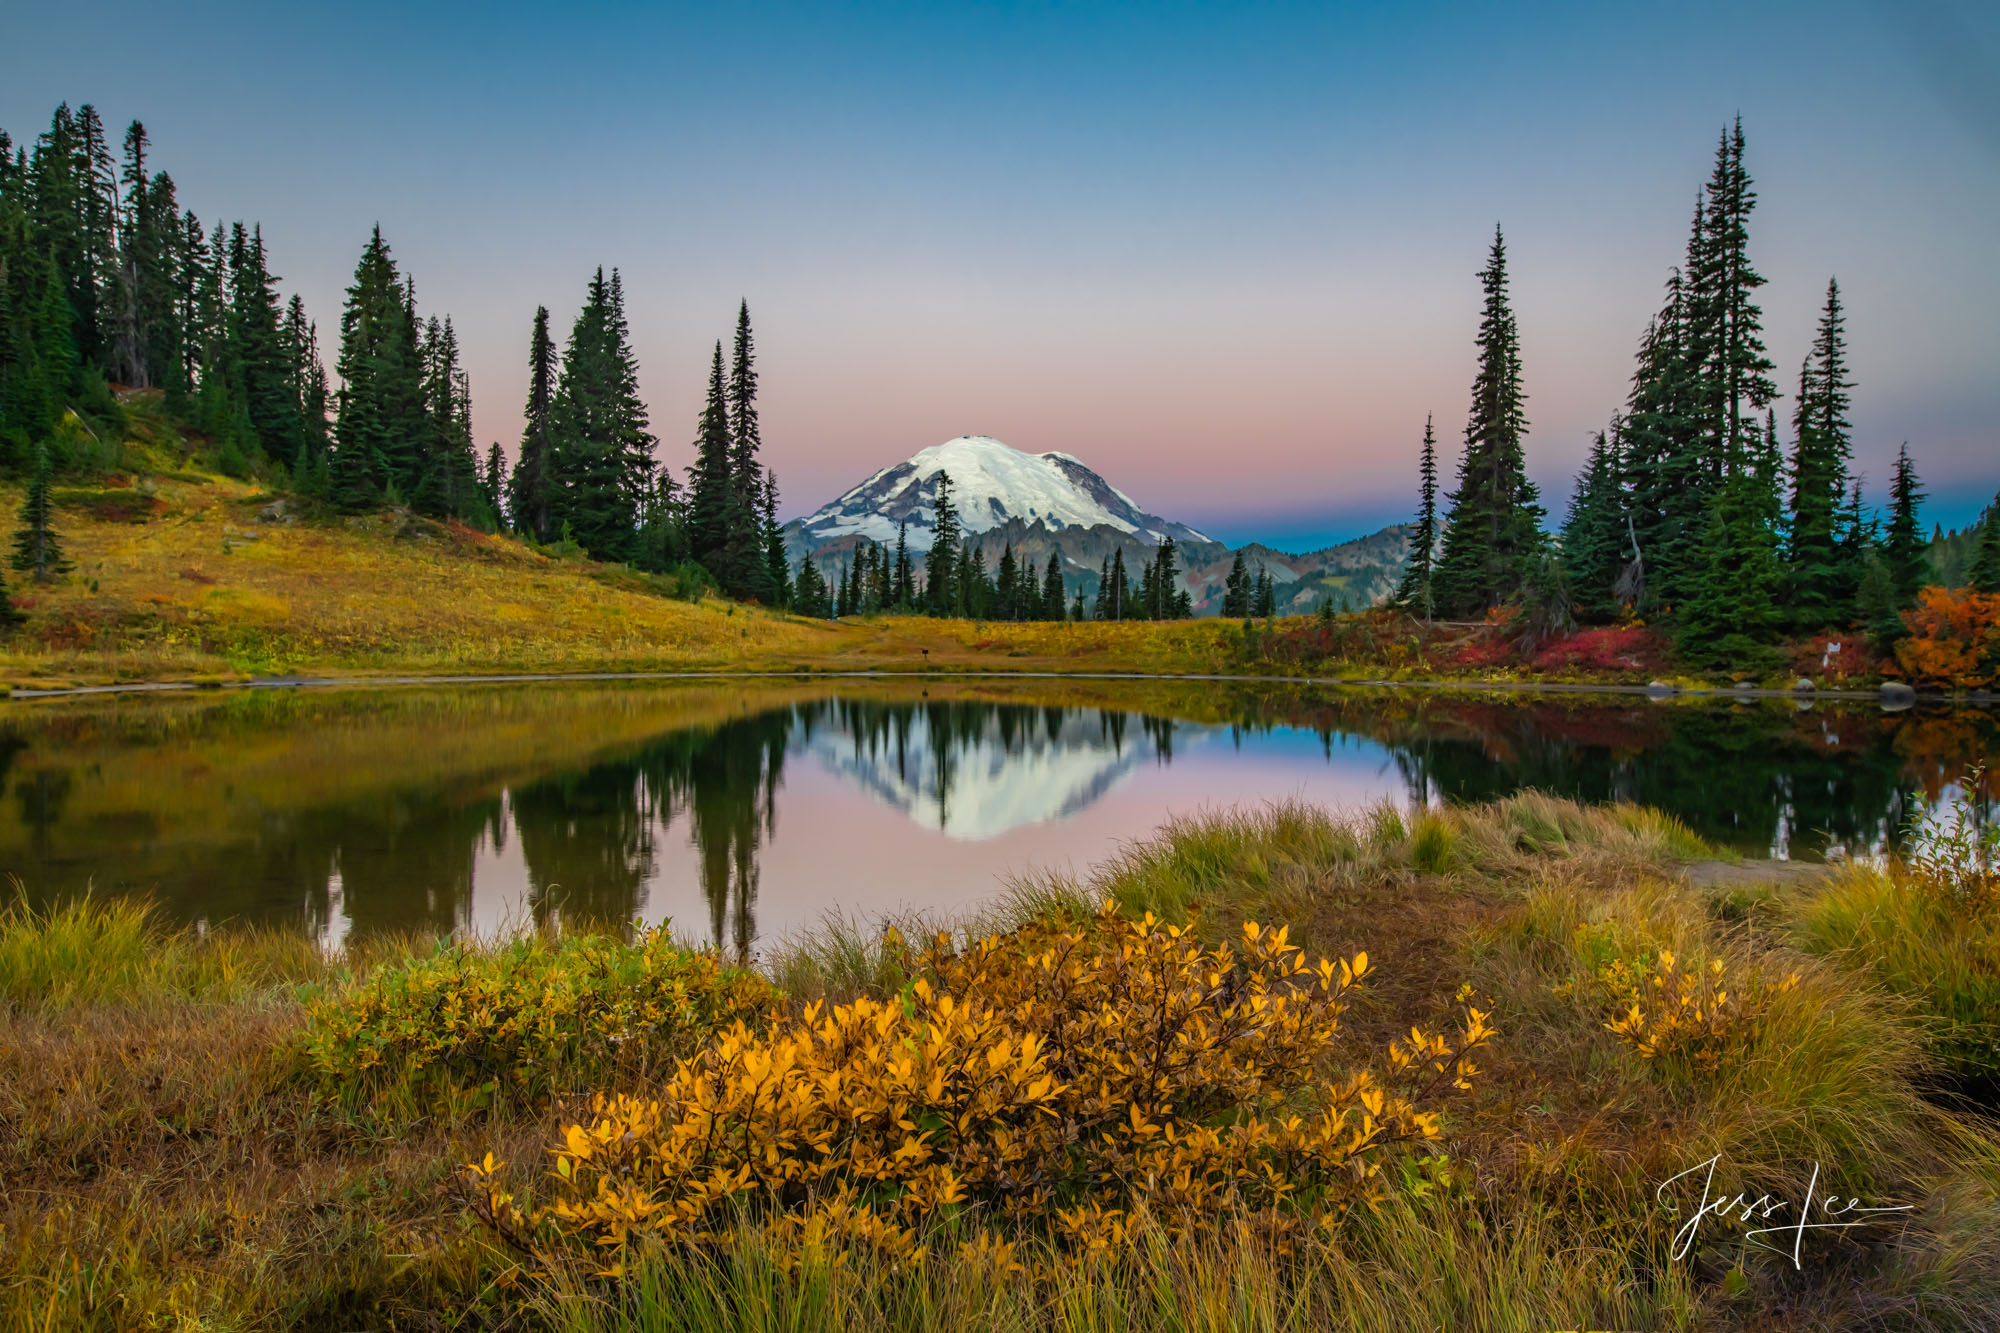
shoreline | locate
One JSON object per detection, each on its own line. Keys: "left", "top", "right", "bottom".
{"left": 3, "top": 662, "right": 1984, "bottom": 705}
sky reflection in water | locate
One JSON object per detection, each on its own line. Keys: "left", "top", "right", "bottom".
{"left": 1, "top": 683, "right": 1991, "bottom": 955}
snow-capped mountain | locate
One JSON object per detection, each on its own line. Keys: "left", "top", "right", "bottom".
{"left": 785, "top": 436, "right": 1211, "bottom": 554}
{"left": 782, "top": 434, "right": 1417, "bottom": 614}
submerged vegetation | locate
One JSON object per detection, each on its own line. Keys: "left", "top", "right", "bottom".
{"left": 3, "top": 793, "right": 1997, "bottom": 1330}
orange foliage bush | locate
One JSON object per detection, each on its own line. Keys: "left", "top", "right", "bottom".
{"left": 1895, "top": 587, "right": 2000, "bottom": 689}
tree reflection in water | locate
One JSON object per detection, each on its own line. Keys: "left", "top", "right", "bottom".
{"left": 0, "top": 687, "right": 1990, "bottom": 951}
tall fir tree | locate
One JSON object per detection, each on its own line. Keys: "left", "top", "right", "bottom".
{"left": 925, "top": 471, "right": 960, "bottom": 615}
{"left": 483, "top": 441, "right": 507, "bottom": 526}
{"left": 687, "top": 340, "right": 734, "bottom": 577}
{"left": 1431, "top": 227, "right": 1544, "bottom": 616}
{"left": 1561, "top": 427, "right": 1627, "bottom": 621}
{"left": 1693, "top": 119, "right": 1778, "bottom": 481}
{"left": 226, "top": 223, "right": 299, "bottom": 463}
{"left": 762, "top": 470, "right": 790, "bottom": 609}
{"left": 1784, "top": 277, "right": 1855, "bottom": 631}
{"left": 508, "top": 306, "right": 556, "bottom": 541}
{"left": 330, "top": 227, "right": 426, "bottom": 511}
{"left": 892, "top": 518, "right": 914, "bottom": 609}
{"left": 722, "top": 300, "right": 770, "bottom": 600}
{"left": 1394, "top": 414, "right": 1439, "bottom": 618}
{"left": 547, "top": 268, "right": 655, "bottom": 561}
{"left": 1882, "top": 443, "right": 1927, "bottom": 607}
{"left": 1222, "top": 550, "right": 1249, "bottom": 617}
{"left": 414, "top": 315, "right": 479, "bottom": 519}
{"left": 1041, "top": 554, "right": 1065, "bottom": 620}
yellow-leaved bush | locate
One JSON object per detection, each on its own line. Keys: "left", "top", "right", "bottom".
{"left": 470, "top": 904, "right": 1492, "bottom": 1272}
{"left": 303, "top": 927, "right": 776, "bottom": 1119}
{"left": 1577, "top": 945, "right": 1797, "bottom": 1076}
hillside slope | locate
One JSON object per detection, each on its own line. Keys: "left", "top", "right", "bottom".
{"left": 0, "top": 466, "right": 1261, "bottom": 685}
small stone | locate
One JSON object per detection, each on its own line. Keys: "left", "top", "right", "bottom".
{"left": 1734, "top": 680, "right": 1755, "bottom": 691}
{"left": 1792, "top": 677, "right": 1815, "bottom": 692}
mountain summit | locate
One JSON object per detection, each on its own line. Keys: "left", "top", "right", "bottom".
{"left": 785, "top": 436, "right": 1210, "bottom": 553}
{"left": 784, "top": 435, "right": 1415, "bottom": 615}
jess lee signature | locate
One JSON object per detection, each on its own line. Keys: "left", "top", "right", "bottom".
{"left": 1657, "top": 1155, "right": 1914, "bottom": 1267}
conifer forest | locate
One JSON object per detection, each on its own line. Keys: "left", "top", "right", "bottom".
{"left": 3, "top": 102, "right": 1994, "bottom": 658}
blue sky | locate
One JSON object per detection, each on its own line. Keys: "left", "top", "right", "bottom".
{"left": 4, "top": 0, "right": 1995, "bottom": 547}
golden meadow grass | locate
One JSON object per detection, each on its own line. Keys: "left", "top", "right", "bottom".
{"left": 2, "top": 796, "right": 1997, "bottom": 1331}
{"left": 0, "top": 463, "right": 1249, "bottom": 687}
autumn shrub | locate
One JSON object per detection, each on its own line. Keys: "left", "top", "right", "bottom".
{"left": 1530, "top": 623, "right": 1663, "bottom": 674}
{"left": 1894, "top": 585, "right": 2000, "bottom": 688}
{"left": 472, "top": 904, "right": 1492, "bottom": 1273}
{"left": 1580, "top": 943, "right": 1799, "bottom": 1077}
{"left": 303, "top": 927, "right": 776, "bottom": 1121}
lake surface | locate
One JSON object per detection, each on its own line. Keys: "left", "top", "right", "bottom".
{"left": 2, "top": 678, "right": 1993, "bottom": 954}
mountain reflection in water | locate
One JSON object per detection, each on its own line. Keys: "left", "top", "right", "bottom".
{"left": 0, "top": 684, "right": 1992, "bottom": 954}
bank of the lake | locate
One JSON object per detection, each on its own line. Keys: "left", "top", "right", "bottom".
{"left": 4, "top": 795, "right": 1997, "bottom": 1332}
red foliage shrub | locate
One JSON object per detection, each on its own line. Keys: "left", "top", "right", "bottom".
{"left": 1895, "top": 587, "right": 2000, "bottom": 689}
{"left": 1530, "top": 625, "right": 1664, "bottom": 674}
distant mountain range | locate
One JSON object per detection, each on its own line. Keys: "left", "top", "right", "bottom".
{"left": 783, "top": 435, "right": 1413, "bottom": 615}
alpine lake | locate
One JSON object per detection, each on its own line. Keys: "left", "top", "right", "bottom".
{"left": 4, "top": 675, "right": 1994, "bottom": 956}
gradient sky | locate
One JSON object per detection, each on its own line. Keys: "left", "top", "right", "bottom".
{"left": 5, "top": 1, "right": 1995, "bottom": 548}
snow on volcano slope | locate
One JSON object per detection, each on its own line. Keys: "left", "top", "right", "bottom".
{"left": 786, "top": 435, "right": 1210, "bottom": 553}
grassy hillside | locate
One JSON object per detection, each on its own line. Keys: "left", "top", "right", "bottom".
{"left": 0, "top": 460, "right": 1262, "bottom": 686}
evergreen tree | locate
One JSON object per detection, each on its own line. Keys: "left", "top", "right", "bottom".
{"left": 892, "top": 519, "right": 913, "bottom": 609}
{"left": 762, "top": 471, "right": 790, "bottom": 609}
{"left": 1561, "top": 427, "right": 1627, "bottom": 621}
{"left": 1693, "top": 119, "right": 1778, "bottom": 480}
{"left": 547, "top": 268, "right": 655, "bottom": 561}
{"left": 1785, "top": 277, "right": 1855, "bottom": 631}
{"left": 227, "top": 224, "right": 299, "bottom": 463}
{"left": 1674, "top": 471, "right": 1785, "bottom": 669}
{"left": 508, "top": 306, "right": 556, "bottom": 541}
{"left": 794, "top": 556, "right": 829, "bottom": 617}
{"left": 868, "top": 540, "right": 890, "bottom": 611}
{"left": 1855, "top": 549, "right": 1903, "bottom": 652}
{"left": 1071, "top": 585, "right": 1085, "bottom": 621}
{"left": 1222, "top": 550, "right": 1249, "bottom": 617}
{"left": 415, "top": 315, "right": 479, "bottom": 519}
{"left": 1621, "top": 265, "right": 1705, "bottom": 610}
{"left": 1253, "top": 565, "right": 1277, "bottom": 618}
{"left": 1432, "top": 227, "right": 1544, "bottom": 616}
{"left": 1041, "top": 555, "right": 1065, "bottom": 620}
{"left": 1968, "top": 492, "right": 2000, "bottom": 594}
{"left": 282, "top": 294, "right": 329, "bottom": 469}
{"left": 1882, "top": 443, "right": 1927, "bottom": 607}
{"left": 925, "top": 472, "right": 960, "bottom": 616}
{"left": 1106, "top": 548, "right": 1130, "bottom": 621}
{"left": 961, "top": 544, "right": 989, "bottom": 618}
{"left": 483, "top": 441, "right": 507, "bottom": 526}
{"left": 1092, "top": 555, "right": 1111, "bottom": 620}
{"left": 723, "top": 301, "right": 770, "bottom": 600}
{"left": 11, "top": 442, "right": 70, "bottom": 582}
{"left": 687, "top": 341, "right": 734, "bottom": 577}
{"left": 1394, "top": 415, "right": 1439, "bottom": 618}
{"left": 330, "top": 227, "right": 425, "bottom": 511}
{"left": 995, "top": 543, "right": 1019, "bottom": 620}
